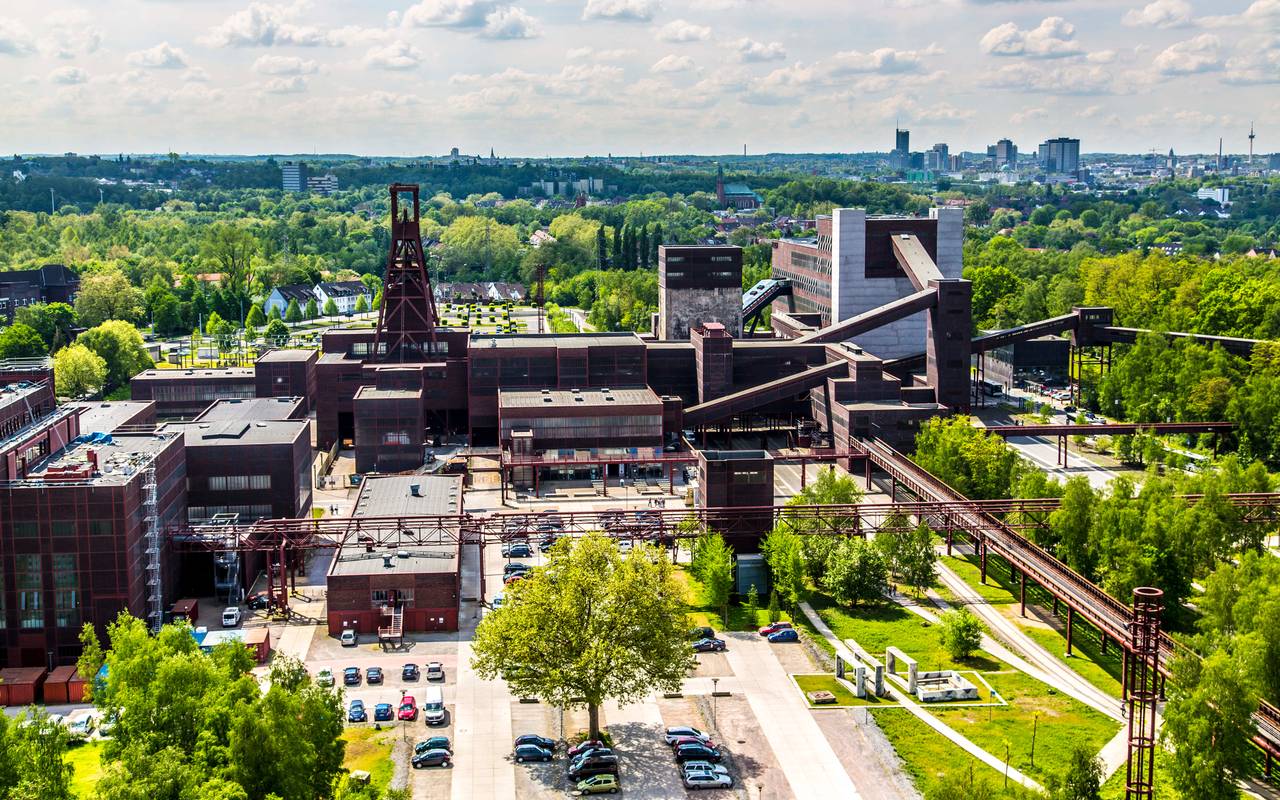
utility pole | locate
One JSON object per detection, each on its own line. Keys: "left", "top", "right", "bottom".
{"left": 50, "top": 188, "right": 55, "bottom": 215}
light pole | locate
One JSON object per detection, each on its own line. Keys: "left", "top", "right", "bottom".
{"left": 711, "top": 677, "right": 719, "bottom": 730}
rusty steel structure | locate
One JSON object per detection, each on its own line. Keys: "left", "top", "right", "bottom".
{"left": 982, "top": 422, "right": 1235, "bottom": 467}
{"left": 1125, "top": 587, "right": 1163, "bottom": 800}
{"left": 372, "top": 184, "right": 439, "bottom": 361}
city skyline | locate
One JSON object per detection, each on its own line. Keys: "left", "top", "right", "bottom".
{"left": 0, "top": 0, "right": 1277, "bottom": 156}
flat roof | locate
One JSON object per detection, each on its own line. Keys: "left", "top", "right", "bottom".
{"left": 22, "top": 431, "right": 178, "bottom": 486}
{"left": 470, "top": 332, "right": 643, "bottom": 349}
{"left": 167, "top": 419, "right": 309, "bottom": 446}
{"left": 353, "top": 387, "right": 423, "bottom": 400}
{"left": 133, "top": 368, "right": 255, "bottom": 381}
{"left": 0, "top": 381, "right": 46, "bottom": 409}
{"left": 331, "top": 475, "right": 462, "bottom": 577}
{"left": 69, "top": 401, "right": 154, "bottom": 434}
{"left": 352, "top": 475, "right": 463, "bottom": 518}
{"left": 193, "top": 397, "right": 305, "bottom": 422}
{"left": 499, "top": 386, "right": 660, "bottom": 409}
{"left": 256, "top": 348, "right": 318, "bottom": 363}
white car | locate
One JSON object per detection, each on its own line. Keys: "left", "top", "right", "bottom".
{"left": 340, "top": 629, "right": 358, "bottom": 647}
{"left": 66, "top": 711, "right": 99, "bottom": 739}
{"left": 682, "top": 761, "right": 729, "bottom": 778}
{"left": 683, "top": 772, "right": 733, "bottom": 790}
{"left": 221, "top": 607, "right": 242, "bottom": 627}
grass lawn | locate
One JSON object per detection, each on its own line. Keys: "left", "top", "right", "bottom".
{"left": 942, "top": 554, "right": 1124, "bottom": 699}
{"left": 794, "top": 674, "right": 881, "bottom": 707}
{"left": 65, "top": 740, "right": 105, "bottom": 799}
{"left": 677, "top": 568, "right": 789, "bottom": 632}
{"left": 341, "top": 727, "right": 396, "bottom": 793}
{"left": 929, "top": 669, "right": 1120, "bottom": 785}
{"left": 872, "top": 708, "right": 1013, "bottom": 792}
{"left": 1100, "top": 746, "right": 1181, "bottom": 800}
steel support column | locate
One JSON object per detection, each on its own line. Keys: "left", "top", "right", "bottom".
{"left": 1020, "top": 571, "right": 1027, "bottom": 617}
{"left": 1125, "top": 587, "right": 1163, "bottom": 800}
{"left": 1066, "top": 606, "right": 1074, "bottom": 655}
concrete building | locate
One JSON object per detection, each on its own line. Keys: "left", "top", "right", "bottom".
{"left": 1038, "top": 138, "right": 1081, "bottom": 176}
{"left": 254, "top": 349, "right": 318, "bottom": 411}
{"left": 192, "top": 397, "right": 306, "bottom": 423}
{"left": 353, "top": 386, "right": 424, "bottom": 474}
{"left": 696, "top": 450, "right": 774, "bottom": 552}
{"left": 281, "top": 162, "right": 308, "bottom": 193}
{"left": 1195, "top": 187, "right": 1231, "bottom": 207}
{"left": 988, "top": 139, "right": 1017, "bottom": 168}
{"left": 497, "top": 386, "right": 663, "bottom": 451}
{"left": 166, "top": 418, "right": 311, "bottom": 522}
{"left": 306, "top": 174, "right": 339, "bottom": 196}
{"left": 69, "top": 401, "right": 156, "bottom": 434}
{"left": 769, "top": 208, "right": 964, "bottom": 359}
{"left": 0, "top": 430, "right": 187, "bottom": 667}
{"left": 927, "top": 143, "right": 949, "bottom": 172}
{"left": 0, "top": 265, "right": 79, "bottom": 323}
{"left": 327, "top": 475, "right": 462, "bottom": 636}
{"left": 130, "top": 368, "right": 256, "bottom": 418}
{"left": 658, "top": 245, "right": 743, "bottom": 341}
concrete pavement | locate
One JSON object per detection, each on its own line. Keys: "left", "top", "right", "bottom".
{"left": 723, "top": 632, "right": 862, "bottom": 800}
{"left": 603, "top": 698, "right": 688, "bottom": 799}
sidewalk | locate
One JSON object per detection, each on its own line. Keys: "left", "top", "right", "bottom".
{"left": 798, "top": 602, "right": 1044, "bottom": 793}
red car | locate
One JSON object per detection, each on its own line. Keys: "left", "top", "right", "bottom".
{"left": 567, "top": 739, "right": 608, "bottom": 759}
{"left": 758, "top": 621, "right": 793, "bottom": 637}
{"left": 398, "top": 695, "right": 418, "bottom": 721}
{"left": 670, "top": 735, "right": 716, "bottom": 751}
{"left": 504, "top": 573, "right": 525, "bottom": 586}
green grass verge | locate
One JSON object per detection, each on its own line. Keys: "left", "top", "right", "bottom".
{"left": 872, "top": 708, "right": 1012, "bottom": 791}
{"left": 794, "top": 674, "right": 881, "bottom": 707}
{"left": 65, "top": 740, "right": 105, "bottom": 799}
{"left": 341, "top": 727, "right": 395, "bottom": 793}
{"left": 677, "top": 569, "right": 790, "bottom": 632}
{"left": 1100, "top": 746, "right": 1181, "bottom": 800}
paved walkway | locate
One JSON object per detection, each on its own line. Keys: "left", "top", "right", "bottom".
{"left": 723, "top": 632, "right": 862, "bottom": 799}
{"left": 275, "top": 624, "right": 316, "bottom": 661}
{"left": 798, "top": 602, "right": 1044, "bottom": 793}
{"left": 450, "top": 641, "right": 516, "bottom": 800}
{"left": 603, "top": 698, "right": 687, "bottom": 799}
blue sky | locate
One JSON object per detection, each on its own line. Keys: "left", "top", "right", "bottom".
{"left": 0, "top": 0, "right": 1276, "bottom": 156}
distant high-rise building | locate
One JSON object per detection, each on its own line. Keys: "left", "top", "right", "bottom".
{"left": 895, "top": 128, "right": 910, "bottom": 155}
{"left": 1038, "top": 138, "right": 1080, "bottom": 176}
{"left": 307, "top": 174, "right": 339, "bottom": 196}
{"left": 1167, "top": 148, "right": 1177, "bottom": 169}
{"left": 927, "top": 143, "right": 949, "bottom": 171}
{"left": 281, "top": 162, "right": 308, "bottom": 193}
{"left": 1269, "top": 153, "right": 1280, "bottom": 171}
{"left": 989, "top": 138, "right": 1017, "bottom": 168}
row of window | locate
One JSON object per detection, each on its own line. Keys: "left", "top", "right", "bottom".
{"left": 10, "top": 520, "right": 114, "bottom": 538}
{"left": 146, "top": 384, "right": 254, "bottom": 403}
{"left": 207, "top": 474, "right": 271, "bottom": 491}
{"left": 188, "top": 504, "right": 273, "bottom": 522}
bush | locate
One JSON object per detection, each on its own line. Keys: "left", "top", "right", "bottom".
{"left": 940, "top": 607, "right": 983, "bottom": 660}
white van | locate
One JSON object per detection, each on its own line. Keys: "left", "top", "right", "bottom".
{"left": 423, "top": 686, "right": 446, "bottom": 726}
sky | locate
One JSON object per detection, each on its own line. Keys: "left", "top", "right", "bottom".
{"left": 0, "top": 0, "right": 1277, "bottom": 157}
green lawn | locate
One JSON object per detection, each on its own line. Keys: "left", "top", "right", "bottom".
{"left": 872, "top": 708, "right": 1013, "bottom": 792}
{"left": 677, "top": 569, "right": 790, "bottom": 632}
{"left": 1100, "top": 746, "right": 1181, "bottom": 800}
{"left": 65, "top": 740, "right": 105, "bottom": 799}
{"left": 794, "top": 674, "right": 880, "bottom": 707}
{"left": 341, "top": 727, "right": 395, "bottom": 793}
{"left": 942, "top": 554, "right": 1125, "bottom": 699}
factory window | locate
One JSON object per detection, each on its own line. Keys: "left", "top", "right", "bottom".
{"left": 731, "top": 470, "right": 768, "bottom": 485}
{"left": 16, "top": 554, "right": 41, "bottom": 629}
{"left": 209, "top": 475, "right": 272, "bottom": 491}
{"left": 90, "top": 520, "right": 113, "bottom": 536}
{"left": 54, "top": 555, "right": 79, "bottom": 628}
{"left": 52, "top": 521, "right": 76, "bottom": 538}
{"left": 12, "top": 521, "right": 37, "bottom": 539}
{"left": 710, "top": 256, "right": 734, "bottom": 263}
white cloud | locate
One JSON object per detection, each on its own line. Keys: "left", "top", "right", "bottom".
{"left": 1153, "top": 34, "right": 1222, "bottom": 75}
{"left": 656, "top": 19, "right": 711, "bottom": 43}
{"left": 1122, "top": 0, "right": 1192, "bottom": 29}
{"left": 127, "top": 42, "right": 189, "bottom": 69}
{"left": 1202, "top": 0, "right": 1280, "bottom": 29}
{"left": 650, "top": 54, "right": 695, "bottom": 73}
{"left": 49, "top": 66, "right": 88, "bottom": 85}
{"left": 582, "top": 0, "right": 662, "bottom": 22}
{"left": 567, "top": 47, "right": 635, "bottom": 60}
{"left": 184, "top": 68, "right": 210, "bottom": 83}
{"left": 730, "top": 38, "right": 785, "bottom": 62}
{"left": 1010, "top": 106, "right": 1048, "bottom": 124}
{"left": 41, "top": 10, "right": 101, "bottom": 59}
{"left": 989, "top": 62, "right": 1119, "bottom": 94}
{"left": 202, "top": 2, "right": 339, "bottom": 47}
{"left": 403, "top": 0, "right": 501, "bottom": 28}
{"left": 980, "top": 17, "right": 1083, "bottom": 59}
{"left": 830, "top": 45, "right": 940, "bottom": 74}
{"left": 252, "top": 55, "right": 319, "bottom": 75}
{"left": 0, "top": 17, "right": 36, "bottom": 56}
{"left": 263, "top": 76, "right": 309, "bottom": 93}
{"left": 1222, "top": 37, "right": 1280, "bottom": 84}
{"left": 365, "top": 40, "right": 423, "bottom": 70}
{"left": 741, "top": 62, "right": 822, "bottom": 105}
{"left": 481, "top": 7, "right": 541, "bottom": 39}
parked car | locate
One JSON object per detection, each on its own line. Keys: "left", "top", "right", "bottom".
{"left": 373, "top": 703, "right": 394, "bottom": 722}
{"left": 513, "top": 743, "right": 553, "bottom": 763}
{"left": 664, "top": 727, "right": 712, "bottom": 746}
{"left": 568, "top": 755, "right": 619, "bottom": 781}
{"left": 502, "top": 542, "right": 532, "bottom": 558}
{"left": 574, "top": 773, "right": 620, "bottom": 795}
{"left": 411, "top": 748, "right": 452, "bottom": 768}
{"left": 674, "top": 743, "right": 722, "bottom": 764}
{"left": 366, "top": 666, "right": 383, "bottom": 684}
{"left": 537, "top": 533, "right": 558, "bottom": 550}
{"left": 569, "top": 747, "right": 613, "bottom": 764}
{"left": 758, "top": 621, "right": 793, "bottom": 636}
{"left": 425, "top": 662, "right": 445, "bottom": 682}
{"left": 683, "top": 771, "right": 733, "bottom": 790}
{"left": 504, "top": 573, "right": 526, "bottom": 586}
{"left": 347, "top": 700, "right": 367, "bottom": 723}
{"left": 339, "top": 629, "right": 357, "bottom": 647}
{"left": 682, "top": 761, "right": 730, "bottom": 778}
{"left": 316, "top": 669, "right": 334, "bottom": 687}
{"left": 66, "top": 712, "right": 97, "bottom": 739}
{"left": 403, "top": 663, "right": 420, "bottom": 681}
{"left": 670, "top": 736, "right": 716, "bottom": 751}
{"left": 423, "top": 686, "right": 447, "bottom": 726}
{"left": 567, "top": 739, "right": 607, "bottom": 759}
{"left": 503, "top": 562, "right": 532, "bottom": 577}
{"left": 768, "top": 629, "right": 800, "bottom": 643}
{"left": 692, "top": 637, "right": 726, "bottom": 653}
{"left": 343, "top": 666, "right": 361, "bottom": 686}
{"left": 221, "top": 607, "right": 242, "bottom": 627}
{"left": 398, "top": 695, "right": 418, "bottom": 721}
{"left": 688, "top": 626, "right": 715, "bottom": 640}
{"left": 514, "top": 734, "right": 556, "bottom": 751}
{"left": 415, "top": 736, "right": 452, "bottom": 754}
{"left": 246, "top": 592, "right": 269, "bottom": 610}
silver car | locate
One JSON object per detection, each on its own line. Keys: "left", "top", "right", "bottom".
{"left": 683, "top": 771, "right": 733, "bottom": 790}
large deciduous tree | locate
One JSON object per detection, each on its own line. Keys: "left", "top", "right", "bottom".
{"left": 76, "top": 321, "right": 154, "bottom": 391}
{"left": 53, "top": 343, "right": 107, "bottom": 399}
{"left": 1162, "top": 650, "right": 1257, "bottom": 800}
{"left": 821, "top": 537, "right": 887, "bottom": 608}
{"left": 0, "top": 323, "right": 45, "bottom": 359}
{"left": 75, "top": 268, "right": 145, "bottom": 327}
{"left": 914, "top": 416, "right": 1025, "bottom": 500}
{"left": 14, "top": 302, "right": 78, "bottom": 350}
{"left": 471, "top": 533, "right": 694, "bottom": 740}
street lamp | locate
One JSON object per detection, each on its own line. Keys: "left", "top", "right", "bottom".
{"left": 711, "top": 677, "right": 719, "bottom": 729}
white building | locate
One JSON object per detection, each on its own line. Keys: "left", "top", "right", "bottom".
{"left": 313, "top": 281, "right": 373, "bottom": 315}
{"left": 1195, "top": 187, "right": 1231, "bottom": 207}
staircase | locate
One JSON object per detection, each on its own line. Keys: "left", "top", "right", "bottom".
{"left": 142, "top": 467, "right": 162, "bottom": 632}
{"left": 378, "top": 603, "right": 404, "bottom": 643}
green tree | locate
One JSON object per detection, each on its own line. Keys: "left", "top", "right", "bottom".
{"left": 1047, "top": 743, "right": 1102, "bottom": 800}
{"left": 244, "top": 304, "right": 266, "bottom": 329}
{"left": 0, "top": 323, "right": 46, "bottom": 359}
{"left": 264, "top": 319, "right": 290, "bottom": 344}
{"left": 1162, "top": 650, "right": 1257, "bottom": 800}
{"left": 76, "top": 321, "right": 154, "bottom": 390}
{"left": 761, "top": 528, "right": 806, "bottom": 613}
{"left": 596, "top": 224, "right": 608, "bottom": 269}
{"left": 76, "top": 268, "right": 146, "bottom": 328}
{"left": 15, "top": 302, "right": 77, "bottom": 350}
{"left": 743, "top": 583, "right": 760, "bottom": 622}
{"left": 471, "top": 533, "right": 694, "bottom": 740}
{"left": 695, "top": 534, "right": 735, "bottom": 626}
{"left": 354, "top": 294, "right": 370, "bottom": 314}
{"left": 767, "top": 590, "right": 781, "bottom": 622}
{"left": 322, "top": 298, "right": 338, "bottom": 317}
{"left": 200, "top": 224, "right": 257, "bottom": 299}
{"left": 940, "top": 607, "right": 984, "bottom": 660}
{"left": 284, "top": 299, "right": 302, "bottom": 324}
{"left": 53, "top": 343, "right": 108, "bottom": 399}
{"left": 914, "top": 416, "right": 1025, "bottom": 500}
{"left": 1049, "top": 477, "right": 1097, "bottom": 576}
{"left": 881, "top": 522, "right": 937, "bottom": 597}
{"left": 821, "top": 537, "right": 887, "bottom": 608}
{"left": 268, "top": 305, "right": 283, "bottom": 321}
{"left": 76, "top": 623, "right": 105, "bottom": 702}
{"left": 304, "top": 297, "right": 318, "bottom": 319}
{"left": 10, "top": 708, "right": 74, "bottom": 800}
{"left": 151, "top": 293, "right": 186, "bottom": 336}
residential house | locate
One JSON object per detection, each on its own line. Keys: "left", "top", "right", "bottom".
{"left": 265, "top": 284, "right": 317, "bottom": 317}
{"left": 314, "top": 281, "right": 373, "bottom": 315}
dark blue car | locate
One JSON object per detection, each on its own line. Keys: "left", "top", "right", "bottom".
{"left": 347, "top": 700, "right": 367, "bottom": 723}
{"left": 768, "top": 628, "right": 799, "bottom": 643}
{"left": 514, "top": 743, "right": 553, "bottom": 763}
{"left": 373, "top": 703, "right": 394, "bottom": 722}
{"left": 514, "top": 734, "right": 556, "bottom": 751}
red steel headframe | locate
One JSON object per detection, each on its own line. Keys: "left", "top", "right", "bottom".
{"left": 1126, "top": 587, "right": 1163, "bottom": 800}
{"left": 372, "top": 183, "right": 439, "bottom": 361}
